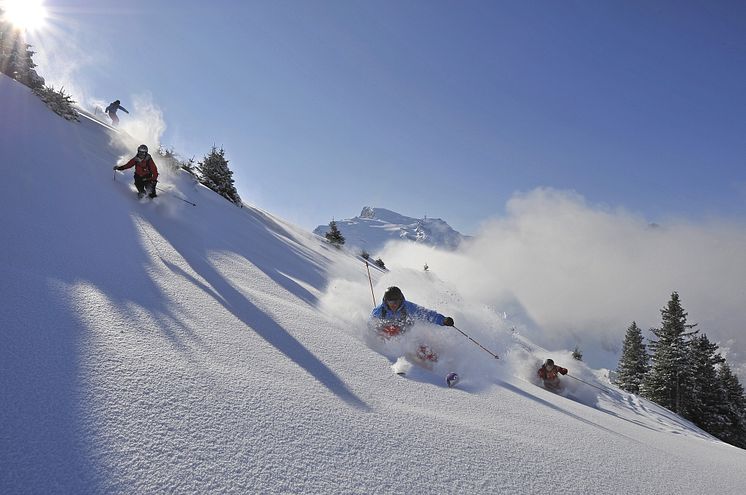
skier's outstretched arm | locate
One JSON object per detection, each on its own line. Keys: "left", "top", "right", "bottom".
{"left": 405, "top": 302, "right": 446, "bottom": 326}
{"left": 115, "top": 158, "right": 136, "bottom": 171}
{"left": 371, "top": 304, "right": 384, "bottom": 319}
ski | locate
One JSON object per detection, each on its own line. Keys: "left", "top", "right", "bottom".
{"left": 391, "top": 356, "right": 413, "bottom": 376}
{"left": 391, "top": 356, "right": 460, "bottom": 388}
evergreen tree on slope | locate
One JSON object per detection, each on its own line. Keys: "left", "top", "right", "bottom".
{"left": 687, "top": 334, "right": 727, "bottom": 434}
{"left": 643, "top": 292, "right": 698, "bottom": 415}
{"left": 325, "top": 220, "right": 345, "bottom": 247}
{"left": 0, "top": 12, "right": 44, "bottom": 89}
{"left": 718, "top": 362, "right": 746, "bottom": 448}
{"left": 617, "top": 321, "right": 649, "bottom": 394}
{"left": 198, "top": 146, "right": 242, "bottom": 206}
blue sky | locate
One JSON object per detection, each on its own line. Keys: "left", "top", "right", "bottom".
{"left": 18, "top": 0, "right": 746, "bottom": 233}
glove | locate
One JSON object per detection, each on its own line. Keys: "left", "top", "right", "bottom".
{"left": 443, "top": 317, "right": 454, "bottom": 326}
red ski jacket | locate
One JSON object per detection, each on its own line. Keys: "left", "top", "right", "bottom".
{"left": 117, "top": 154, "right": 159, "bottom": 180}
{"left": 538, "top": 365, "right": 568, "bottom": 381}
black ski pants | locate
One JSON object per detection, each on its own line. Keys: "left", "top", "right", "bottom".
{"left": 134, "top": 174, "right": 156, "bottom": 197}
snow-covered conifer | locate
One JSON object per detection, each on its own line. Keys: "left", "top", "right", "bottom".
{"left": 617, "top": 321, "right": 649, "bottom": 394}
{"left": 197, "top": 146, "right": 242, "bottom": 206}
{"left": 687, "top": 334, "right": 727, "bottom": 434}
{"left": 643, "top": 292, "right": 698, "bottom": 415}
{"left": 572, "top": 346, "right": 583, "bottom": 361}
{"left": 325, "top": 220, "right": 345, "bottom": 247}
{"left": 718, "top": 362, "right": 746, "bottom": 448}
{"left": 32, "top": 85, "right": 79, "bottom": 121}
{"left": 0, "top": 15, "right": 44, "bottom": 89}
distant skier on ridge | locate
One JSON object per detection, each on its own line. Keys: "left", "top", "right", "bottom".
{"left": 104, "top": 99, "right": 128, "bottom": 126}
{"left": 113, "top": 144, "right": 159, "bottom": 199}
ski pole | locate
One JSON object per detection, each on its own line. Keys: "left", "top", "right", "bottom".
{"left": 156, "top": 186, "right": 196, "bottom": 206}
{"left": 565, "top": 374, "right": 611, "bottom": 394}
{"left": 365, "top": 261, "right": 376, "bottom": 307}
{"left": 452, "top": 325, "right": 499, "bottom": 360}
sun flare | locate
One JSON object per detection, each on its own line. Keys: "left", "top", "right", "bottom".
{"left": 1, "top": 0, "right": 48, "bottom": 32}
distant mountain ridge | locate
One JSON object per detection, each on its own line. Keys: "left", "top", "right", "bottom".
{"left": 314, "top": 206, "right": 469, "bottom": 253}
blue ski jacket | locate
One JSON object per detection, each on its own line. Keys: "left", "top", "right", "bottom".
{"left": 371, "top": 299, "right": 446, "bottom": 326}
{"left": 105, "top": 102, "right": 129, "bottom": 115}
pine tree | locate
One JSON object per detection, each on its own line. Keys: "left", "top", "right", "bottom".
{"left": 687, "top": 334, "right": 727, "bottom": 433}
{"left": 157, "top": 146, "right": 197, "bottom": 176}
{"left": 617, "top": 321, "right": 649, "bottom": 394}
{"left": 718, "top": 362, "right": 746, "bottom": 448}
{"left": 197, "top": 146, "right": 242, "bottom": 206}
{"left": 157, "top": 145, "right": 181, "bottom": 171}
{"left": 33, "top": 85, "right": 80, "bottom": 121}
{"left": 642, "top": 292, "right": 698, "bottom": 415}
{"left": 325, "top": 220, "right": 345, "bottom": 246}
{"left": 572, "top": 346, "right": 583, "bottom": 361}
{"left": 181, "top": 156, "right": 197, "bottom": 177}
{"left": 0, "top": 14, "right": 45, "bottom": 89}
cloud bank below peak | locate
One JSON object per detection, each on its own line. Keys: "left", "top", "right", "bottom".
{"left": 380, "top": 188, "right": 746, "bottom": 376}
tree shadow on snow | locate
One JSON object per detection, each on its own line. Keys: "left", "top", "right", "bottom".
{"left": 212, "top": 203, "right": 329, "bottom": 308}
{"left": 594, "top": 389, "right": 714, "bottom": 440}
{"left": 145, "top": 208, "right": 369, "bottom": 411}
{"left": 495, "top": 379, "right": 650, "bottom": 449}
{"left": 0, "top": 268, "right": 100, "bottom": 493}
{"left": 0, "top": 104, "right": 207, "bottom": 493}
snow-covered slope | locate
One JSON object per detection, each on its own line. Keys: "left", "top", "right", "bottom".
{"left": 2, "top": 74, "right": 746, "bottom": 494}
{"left": 313, "top": 206, "right": 469, "bottom": 254}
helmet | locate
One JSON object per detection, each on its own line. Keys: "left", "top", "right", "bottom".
{"left": 544, "top": 358, "right": 554, "bottom": 368}
{"left": 383, "top": 286, "right": 404, "bottom": 303}
{"left": 137, "top": 144, "right": 148, "bottom": 155}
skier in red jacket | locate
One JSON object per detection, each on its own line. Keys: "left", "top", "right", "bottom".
{"left": 538, "top": 358, "right": 568, "bottom": 390}
{"left": 114, "top": 144, "right": 159, "bottom": 198}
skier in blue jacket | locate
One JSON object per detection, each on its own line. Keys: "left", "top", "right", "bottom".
{"left": 105, "top": 99, "right": 129, "bottom": 126}
{"left": 370, "top": 286, "right": 454, "bottom": 364}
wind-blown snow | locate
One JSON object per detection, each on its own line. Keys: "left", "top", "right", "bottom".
{"left": 2, "top": 74, "right": 745, "bottom": 494}
{"left": 364, "top": 189, "right": 746, "bottom": 378}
